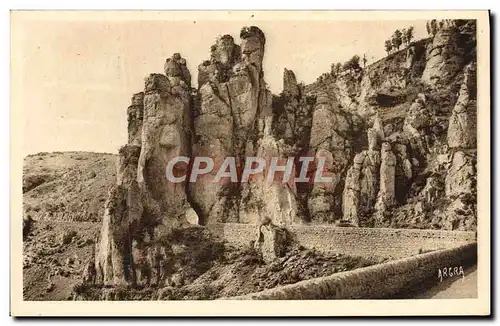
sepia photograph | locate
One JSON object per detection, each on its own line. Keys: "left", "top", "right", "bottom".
{"left": 10, "top": 10, "right": 490, "bottom": 316}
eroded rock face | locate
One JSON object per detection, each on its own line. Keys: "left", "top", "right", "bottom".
{"left": 342, "top": 118, "right": 409, "bottom": 226}
{"left": 342, "top": 117, "right": 385, "bottom": 226}
{"left": 447, "top": 62, "right": 477, "bottom": 149}
{"left": 308, "top": 94, "right": 354, "bottom": 223}
{"left": 403, "top": 94, "right": 432, "bottom": 158}
{"left": 92, "top": 22, "right": 479, "bottom": 282}
{"left": 198, "top": 35, "right": 241, "bottom": 86}
{"left": 436, "top": 62, "right": 477, "bottom": 231}
{"left": 190, "top": 26, "right": 269, "bottom": 224}
{"left": 259, "top": 69, "right": 315, "bottom": 223}
{"left": 96, "top": 145, "right": 143, "bottom": 285}
{"left": 404, "top": 45, "right": 417, "bottom": 70}
{"left": 335, "top": 70, "right": 363, "bottom": 111}
{"left": 375, "top": 142, "right": 396, "bottom": 216}
{"left": 443, "top": 150, "right": 476, "bottom": 230}
{"left": 342, "top": 153, "right": 365, "bottom": 225}
{"left": 422, "top": 20, "right": 465, "bottom": 86}
{"left": 164, "top": 52, "right": 191, "bottom": 87}
{"left": 283, "top": 68, "right": 300, "bottom": 98}
{"left": 254, "top": 219, "right": 288, "bottom": 264}
{"left": 445, "top": 151, "right": 475, "bottom": 198}
{"left": 96, "top": 53, "right": 195, "bottom": 285}
{"left": 138, "top": 54, "right": 194, "bottom": 224}
{"left": 392, "top": 142, "right": 413, "bottom": 204}
{"left": 127, "top": 92, "right": 144, "bottom": 146}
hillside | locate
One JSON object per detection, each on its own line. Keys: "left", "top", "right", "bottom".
{"left": 23, "top": 151, "right": 116, "bottom": 222}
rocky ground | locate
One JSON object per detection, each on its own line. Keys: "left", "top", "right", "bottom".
{"left": 23, "top": 220, "right": 100, "bottom": 300}
{"left": 23, "top": 220, "right": 381, "bottom": 300}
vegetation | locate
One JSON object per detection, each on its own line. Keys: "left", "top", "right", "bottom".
{"left": 330, "top": 62, "right": 342, "bottom": 77}
{"left": 401, "top": 27, "right": 415, "bottom": 46}
{"left": 342, "top": 55, "right": 361, "bottom": 72}
{"left": 384, "top": 26, "right": 415, "bottom": 55}
{"left": 426, "top": 20, "right": 438, "bottom": 36}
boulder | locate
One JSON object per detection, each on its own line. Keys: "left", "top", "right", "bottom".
{"left": 253, "top": 219, "right": 288, "bottom": 264}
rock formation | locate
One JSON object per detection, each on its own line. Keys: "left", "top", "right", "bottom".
{"left": 447, "top": 62, "right": 477, "bottom": 149}
{"left": 93, "top": 20, "right": 478, "bottom": 284}
{"left": 402, "top": 93, "right": 432, "bottom": 160}
{"left": 190, "top": 27, "right": 271, "bottom": 224}
{"left": 442, "top": 62, "right": 477, "bottom": 230}
{"left": 138, "top": 54, "right": 193, "bottom": 224}
{"left": 342, "top": 115, "right": 413, "bottom": 227}
{"left": 374, "top": 142, "right": 397, "bottom": 220}
{"left": 96, "top": 145, "right": 143, "bottom": 285}
{"left": 127, "top": 92, "right": 144, "bottom": 146}
{"left": 421, "top": 20, "right": 465, "bottom": 86}
{"left": 254, "top": 218, "right": 288, "bottom": 264}
{"left": 250, "top": 69, "right": 313, "bottom": 222}
{"left": 96, "top": 53, "right": 197, "bottom": 285}
{"left": 342, "top": 117, "right": 383, "bottom": 226}
{"left": 306, "top": 90, "right": 357, "bottom": 222}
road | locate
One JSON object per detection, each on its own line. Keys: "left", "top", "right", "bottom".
{"left": 412, "top": 266, "right": 478, "bottom": 299}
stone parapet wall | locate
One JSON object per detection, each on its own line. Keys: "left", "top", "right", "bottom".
{"left": 222, "top": 242, "right": 477, "bottom": 300}
{"left": 205, "top": 223, "right": 476, "bottom": 260}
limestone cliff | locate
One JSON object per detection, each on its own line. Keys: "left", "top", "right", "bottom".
{"left": 421, "top": 20, "right": 470, "bottom": 86}
{"left": 94, "top": 19, "right": 478, "bottom": 285}
{"left": 190, "top": 28, "right": 270, "bottom": 224}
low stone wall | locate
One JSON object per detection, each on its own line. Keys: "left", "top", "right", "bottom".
{"left": 222, "top": 242, "right": 477, "bottom": 300}
{"left": 205, "top": 223, "right": 476, "bottom": 260}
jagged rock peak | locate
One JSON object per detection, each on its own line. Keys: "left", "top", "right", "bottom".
{"left": 210, "top": 34, "right": 241, "bottom": 65}
{"left": 127, "top": 92, "right": 144, "bottom": 146}
{"left": 240, "top": 26, "right": 266, "bottom": 69}
{"left": 368, "top": 113, "right": 384, "bottom": 151}
{"left": 164, "top": 53, "right": 191, "bottom": 87}
{"left": 144, "top": 73, "right": 170, "bottom": 92}
{"left": 283, "top": 68, "right": 301, "bottom": 98}
{"left": 240, "top": 26, "right": 266, "bottom": 45}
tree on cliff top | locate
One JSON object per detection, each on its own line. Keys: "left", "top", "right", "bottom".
{"left": 330, "top": 62, "right": 342, "bottom": 77}
{"left": 405, "top": 26, "right": 415, "bottom": 45}
{"left": 342, "top": 55, "right": 360, "bottom": 72}
{"left": 402, "top": 28, "right": 408, "bottom": 46}
{"left": 427, "top": 20, "right": 438, "bottom": 36}
{"left": 384, "top": 40, "right": 393, "bottom": 56}
{"left": 391, "top": 29, "right": 403, "bottom": 51}
{"left": 401, "top": 26, "right": 415, "bottom": 47}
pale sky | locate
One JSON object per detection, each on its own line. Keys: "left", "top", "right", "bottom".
{"left": 17, "top": 17, "right": 427, "bottom": 156}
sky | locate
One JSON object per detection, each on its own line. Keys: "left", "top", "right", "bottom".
{"left": 16, "top": 17, "right": 427, "bottom": 156}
